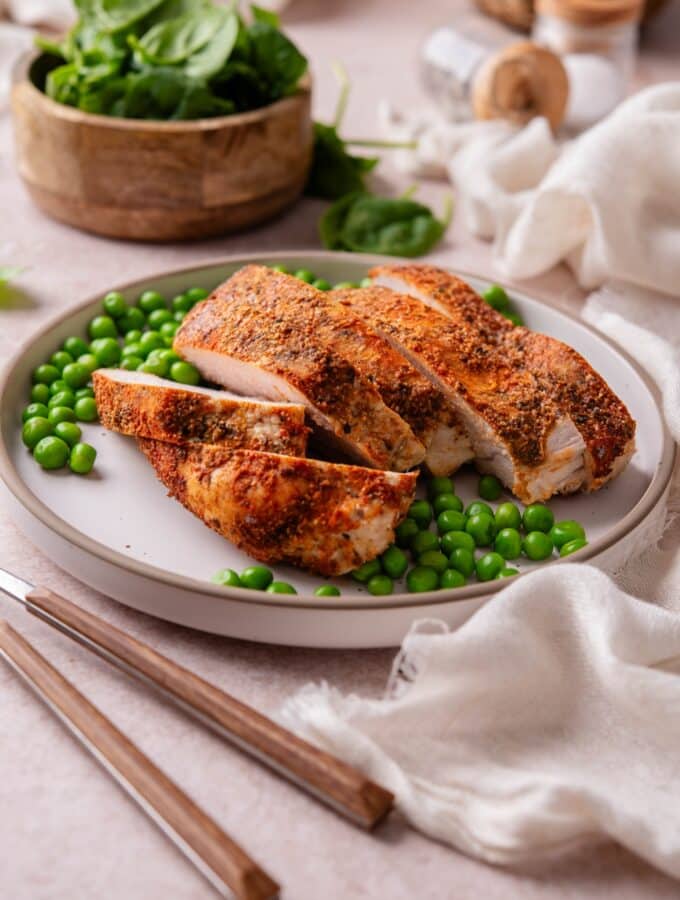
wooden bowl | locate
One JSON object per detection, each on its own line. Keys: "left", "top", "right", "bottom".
{"left": 11, "top": 53, "right": 313, "bottom": 242}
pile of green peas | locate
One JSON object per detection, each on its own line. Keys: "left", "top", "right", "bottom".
{"left": 350, "top": 473, "right": 587, "bottom": 595}
{"left": 23, "top": 285, "right": 210, "bottom": 475}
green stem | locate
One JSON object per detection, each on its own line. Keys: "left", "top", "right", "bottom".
{"left": 440, "top": 193, "right": 454, "bottom": 228}
{"left": 345, "top": 138, "right": 418, "bottom": 150}
{"left": 332, "top": 60, "right": 351, "bottom": 131}
{"left": 400, "top": 184, "right": 418, "bottom": 200}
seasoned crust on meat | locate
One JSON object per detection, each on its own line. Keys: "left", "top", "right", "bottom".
{"left": 93, "top": 369, "right": 308, "bottom": 456}
{"left": 138, "top": 440, "right": 417, "bottom": 575}
{"left": 174, "top": 266, "right": 425, "bottom": 472}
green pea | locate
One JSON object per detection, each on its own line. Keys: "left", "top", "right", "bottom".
{"left": 77, "top": 353, "right": 99, "bottom": 374}
{"left": 48, "top": 406, "right": 76, "bottom": 425}
{"left": 428, "top": 476, "right": 454, "bottom": 498}
{"left": 122, "top": 343, "right": 143, "bottom": 360}
{"left": 352, "top": 559, "right": 382, "bottom": 583}
{"left": 88, "top": 315, "right": 118, "bottom": 340}
{"left": 90, "top": 338, "right": 121, "bottom": 368}
{"left": 30, "top": 383, "right": 50, "bottom": 404}
{"left": 63, "top": 336, "right": 89, "bottom": 359}
{"left": 440, "top": 530, "right": 476, "bottom": 556}
{"left": 22, "top": 417, "right": 53, "bottom": 449}
{"left": 139, "top": 331, "right": 165, "bottom": 356}
{"left": 448, "top": 547, "right": 475, "bottom": 578}
{"left": 266, "top": 581, "right": 298, "bottom": 594}
{"left": 440, "top": 568, "right": 466, "bottom": 589}
{"left": 148, "top": 308, "right": 174, "bottom": 329}
{"left": 418, "top": 550, "right": 448, "bottom": 575}
{"left": 49, "top": 379, "right": 69, "bottom": 396}
{"left": 395, "top": 518, "right": 419, "bottom": 548}
{"left": 465, "top": 514, "right": 496, "bottom": 547}
{"left": 138, "top": 290, "right": 167, "bottom": 313}
{"left": 466, "top": 500, "right": 494, "bottom": 518}
{"left": 54, "top": 421, "right": 82, "bottom": 447}
{"left": 381, "top": 545, "right": 408, "bottom": 579}
{"left": 23, "top": 402, "right": 49, "bottom": 422}
{"left": 69, "top": 442, "right": 96, "bottom": 474}
{"left": 154, "top": 349, "right": 181, "bottom": 364}
{"left": 478, "top": 474, "right": 502, "bottom": 501}
{"left": 74, "top": 397, "right": 98, "bottom": 422}
{"left": 160, "top": 321, "right": 179, "bottom": 342}
{"left": 504, "top": 312, "right": 523, "bottom": 326}
{"left": 315, "top": 584, "right": 341, "bottom": 597}
{"left": 482, "top": 284, "right": 510, "bottom": 311}
{"left": 522, "top": 504, "right": 555, "bottom": 534}
{"left": 140, "top": 358, "right": 169, "bottom": 377}
{"left": 550, "top": 520, "right": 586, "bottom": 549}
{"left": 333, "top": 281, "right": 359, "bottom": 289}
{"left": 169, "top": 361, "right": 201, "bottom": 386}
{"left": 62, "top": 361, "right": 91, "bottom": 389}
{"left": 294, "top": 268, "right": 315, "bottom": 284}
{"left": 33, "top": 364, "right": 60, "bottom": 385}
{"left": 497, "top": 567, "right": 519, "bottom": 578}
{"left": 410, "top": 530, "right": 440, "bottom": 556}
{"left": 185, "top": 287, "right": 209, "bottom": 304}
{"left": 121, "top": 357, "right": 144, "bottom": 371}
{"left": 171, "top": 293, "right": 194, "bottom": 314}
{"left": 33, "top": 435, "right": 70, "bottom": 469}
{"left": 432, "top": 493, "right": 464, "bottom": 516}
{"left": 407, "top": 499, "right": 433, "bottom": 528}
{"left": 117, "top": 307, "right": 146, "bottom": 334}
{"left": 359, "top": 277, "right": 372, "bottom": 288}
{"left": 406, "top": 566, "right": 439, "bottom": 593}
{"left": 124, "top": 329, "right": 143, "bottom": 344}
{"left": 367, "top": 574, "right": 393, "bottom": 596}
{"left": 270, "top": 264, "right": 290, "bottom": 274}
{"left": 494, "top": 528, "right": 522, "bottom": 560}
{"left": 174, "top": 311, "right": 186, "bottom": 323}
{"left": 560, "top": 538, "right": 588, "bottom": 557}
{"left": 50, "top": 351, "right": 73, "bottom": 372}
{"left": 212, "top": 568, "right": 242, "bottom": 587}
{"left": 75, "top": 387, "right": 94, "bottom": 400}
{"left": 476, "top": 551, "right": 505, "bottom": 582}
{"left": 495, "top": 501, "right": 522, "bottom": 531}
{"left": 436, "top": 509, "right": 466, "bottom": 534}
{"left": 240, "top": 565, "right": 274, "bottom": 590}
{"left": 48, "top": 391, "right": 76, "bottom": 410}
{"left": 312, "top": 278, "right": 332, "bottom": 291}
{"left": 523, "top": 531, "right": 554, "bottom": 560}
{"left": 103, "top": 291, "right": 128, "bottom": 318}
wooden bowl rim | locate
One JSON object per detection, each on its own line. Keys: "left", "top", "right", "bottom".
{"left": 12, "top": 49, "right": 312, "bottom": 133}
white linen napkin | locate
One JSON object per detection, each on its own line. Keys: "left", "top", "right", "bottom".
{"left": 282, "top": 85, "right": 680, "bottom": 877}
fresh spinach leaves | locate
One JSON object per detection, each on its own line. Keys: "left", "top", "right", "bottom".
{"left": 37, "top": 2, "right": 308, "bottom": 121}
{"left": 320, "top": 192, "right": 452, "bottom": 257}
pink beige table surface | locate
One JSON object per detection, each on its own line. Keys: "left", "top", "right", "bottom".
{"left": 1, "top": 2, "right": 679, "bottom": 897}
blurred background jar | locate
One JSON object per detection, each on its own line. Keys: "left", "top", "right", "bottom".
{"left": 532, "top": 0, "right": 644, "bottom": 130}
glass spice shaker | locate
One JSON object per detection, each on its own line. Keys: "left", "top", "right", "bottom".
{"left": 420, "top": 15, "right": 570, "bottom": 131}
{"left": 532, "top": 0, "right": 643, "bottom": 130}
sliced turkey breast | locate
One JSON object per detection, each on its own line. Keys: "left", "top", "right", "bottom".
{"left": 370, "top": 264, "right": 636, "bottom": 490}
{"left": 93, "top": 369, "right": 308, "bottom": 456}
{"left": 336, "top": 286, "right": 585, "bottom": 504}
{"left": 138, "top": 440, "right": 417, "bottom": 576}
{"left": 173, "top": 266, "right": 424, "bottom": 472}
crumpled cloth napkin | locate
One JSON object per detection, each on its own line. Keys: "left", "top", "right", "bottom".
{"left": 281, "top": 566, "right": 680, "bottom": 878}
{"left": 281, "top": 85, "right": 680, "bottom": 876}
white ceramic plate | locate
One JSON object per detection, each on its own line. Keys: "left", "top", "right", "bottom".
{"left": 0, "top": 253, "right": 674, "bottom": 647}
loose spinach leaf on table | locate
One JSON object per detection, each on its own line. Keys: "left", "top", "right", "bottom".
{"left": 320, "top": 191, "right": 452, "bottom": 257}
{"left": 306, "top": 122, "right": 378, "bottom": 200}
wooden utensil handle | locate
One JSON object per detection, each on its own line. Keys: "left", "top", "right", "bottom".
{"left": 0, "top": 621, "right": 278, "bottom": 900}
{"left": 26, "top": 586, "right": 394, "bottom": 828}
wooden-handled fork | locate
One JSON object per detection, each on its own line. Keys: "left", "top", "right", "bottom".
{"left": 0, "top": 568, "right": 394, "bottom": 829}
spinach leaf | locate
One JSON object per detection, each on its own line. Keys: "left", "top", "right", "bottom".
{"left": 250, "top": 4, "right": 280, "bottom": 27}
{"left": 122, "top": 68, "right": 233, "bottom": 119}
{"left": 95, "top": 0, "right": 166, "bottom": 33}
{"left": 130, "top": 7, "right": 223, "bottom": 66}
{"left": 210, "top": 60, "right": 269, "bottom": 111}
{"left": 247, "top": 22, "right": 307, "bottom": 99}
{"left": 320, "top": 192, "right": 452, "bottom": 257}
{"left": 184, "top": 11, "right": 238, "bottom": 81}
{"left": 306, "top": 123, "right": 378, "bottom": 200}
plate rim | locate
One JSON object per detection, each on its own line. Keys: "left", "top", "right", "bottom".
{"left": 0, "top": 250, "right": 675, "bottom": 612}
